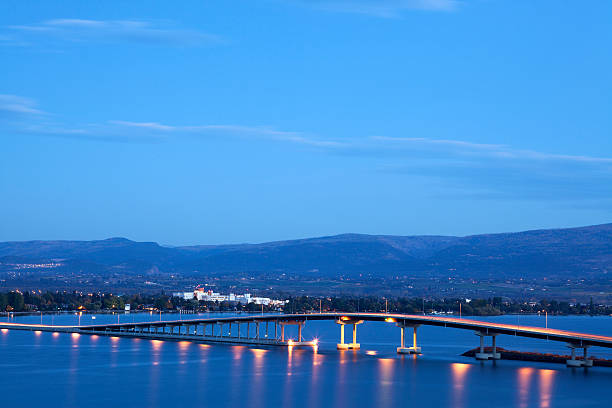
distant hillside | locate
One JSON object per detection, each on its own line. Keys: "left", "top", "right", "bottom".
{"left": 1, "top": 224, "right": 612, "bottom": 279}
{"left": 432, "top": 224, "right": 612, "bottom": 277}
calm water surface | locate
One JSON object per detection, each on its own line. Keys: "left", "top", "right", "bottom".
{"left": 1, "top": 313, "right": 611, "bottom": 407}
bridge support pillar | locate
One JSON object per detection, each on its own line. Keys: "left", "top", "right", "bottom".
{"left": 338, "top": 324, "right": 345, "bottom": 349}
{"left": 566, "top": 344, "right": 593, "bottom": 367}
{"left": 475, "top": 332, "right": 501, "bottom": 360}
{"left": 336, "top": 319, "right": 362, "bottom": 350}
{"left": 277, "top": 320, "right": 313, "bottom": 346}
{"left": 397, "top": 323, "right": 421, "bottom": 354}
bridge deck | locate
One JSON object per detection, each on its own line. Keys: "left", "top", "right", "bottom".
{"left": 1, "top": 313, "right": 611, "bottom": 348}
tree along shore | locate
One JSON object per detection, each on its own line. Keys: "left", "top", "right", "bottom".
{"left": 1, "top": 291, "right": 610, "bottom": 316}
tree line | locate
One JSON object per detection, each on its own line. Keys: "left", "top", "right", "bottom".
{"left": 0, "top": 291, "right": 276, "bottom": 313}
{"left": 284, "top": 296, "right": 611, "bottom": 316}
{"left": 1, "top": 291, "right": 610, "bottom": 316}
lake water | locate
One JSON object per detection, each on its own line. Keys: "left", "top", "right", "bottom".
{"left": 1, "top": 313, "right": 611, "bottom": 407}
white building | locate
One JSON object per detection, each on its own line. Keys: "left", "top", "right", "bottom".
{"left": 172, "top": 287, "right": 286, "bottom": 307}
{"left": 172, "top": 292, "right": 195, "bottom": 300}
{"left": 195, "top": 289, "right": 228, "bottom": 302}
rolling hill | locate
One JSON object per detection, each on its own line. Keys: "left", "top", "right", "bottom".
{"left": 1, "top": 224, "right": 611, "bottom": 279}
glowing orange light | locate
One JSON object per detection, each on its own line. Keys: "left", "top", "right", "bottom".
{"left": 251, "top": 348, "right": 268, "bottom": 358}
{"left": 518, "top": 367, "right": 534, "bottom": 408}
{"left": 366, "top": 350, "right": 378, "bottom": 355}
{"left": 385, "top": 318, "right": 396, "bottom": 323}
{"left": 34, "top": 330, "right": 42, "bottom": 335}
{"left": 451, "top": 362, "right": 471, "bottom": 407}
{"left": 52, "top": 332, "right": 59, "bottom": 337}
{"left": 71, "top": 333, "right": 80, "bottom": 339}
{"left": 1, "top": 329, "right": 8, "bottom": 333}
{"left": 287, "top": 339, "right": 294, "bottom": 346}
{"left": 451, "top": 363, "right": 471, "bottom": 390}
{"left": 538, "top": 369, "right": 556, "bottom": 408}
{"left": 451, "top": 362, "right": 470, "bottom": 375}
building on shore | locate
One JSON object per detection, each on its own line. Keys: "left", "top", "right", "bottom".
{"left": 172, "top": 288, "right": 287, "bottom": 307}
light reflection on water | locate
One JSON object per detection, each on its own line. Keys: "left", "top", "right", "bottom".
{"left": 451, "top": 363, "right": 471, "bottom": 408}
{"left": 249, "top": 348, "right": 267, "bottom": 407}
{"left": 538, "top": 369, "right": 556, "bottom": 408}
{"left": 282, "top": 346, "right": 295, "bottom": 408}
{"left": 377, "top": 358, "right": 395, "bottom": 407}
{"left": 517, "top": 367, "right": 534, "bottom": 408}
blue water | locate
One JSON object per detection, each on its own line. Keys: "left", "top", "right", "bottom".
{"left": 1, "top": 313, "right": 611, "bottom": 407}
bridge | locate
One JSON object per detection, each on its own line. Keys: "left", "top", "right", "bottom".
{"left": 2, "top": 312, "right": 611, "bottom": 367}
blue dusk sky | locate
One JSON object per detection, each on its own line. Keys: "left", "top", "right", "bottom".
{"left": 1, "top": 0, "right": 611, "bottom": 245}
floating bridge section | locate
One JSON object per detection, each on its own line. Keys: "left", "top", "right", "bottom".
{"left": 2, "top": 312, "right": 611, "bottom": 367}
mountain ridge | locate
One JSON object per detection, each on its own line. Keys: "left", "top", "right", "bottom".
{"left": 1, "top": 223, "right": 611, "bottom": 279}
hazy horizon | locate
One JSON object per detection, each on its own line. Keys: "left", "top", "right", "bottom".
{"left": 1, "top": 221, "right": 610, "bottom": 247}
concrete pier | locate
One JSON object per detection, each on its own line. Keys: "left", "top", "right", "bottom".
{"left": 397, "top": 324, "right": 421, "bottom": 354}
{"left": 336, "top": 319, "right": 362, "bottom": 350}
{"left": 566, "top": 344, "right": 593, "bottom": 367}
{"left": 475, "top": 332, "right": 501, "bottom": 360}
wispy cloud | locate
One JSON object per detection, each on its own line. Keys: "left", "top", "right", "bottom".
{"left": 372, "top": 136, "right": 612, "bottom": 164}
{"left": 289, "top": 0, "right": 460, "bottom": 17}
{"left": 108, "top": 120, "right": 346, "bottom": 147}
{"left": 4, "top": 94, "right": 612, "bottom": 203}
{"left": 109, "top": 120, "right": 175, "bottom": 131}
{"left": 373, "top": 136, "right": 612, "bottom": 203}
{"left": 0, "top": 94, "right": 45, "bottom": 115}
{"left": 4, "top": 19, "right": 219, "bottom": 47}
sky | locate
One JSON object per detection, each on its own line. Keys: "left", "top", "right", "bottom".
{"left": 1, "top": 0, "right": 611, "bottom": 245}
